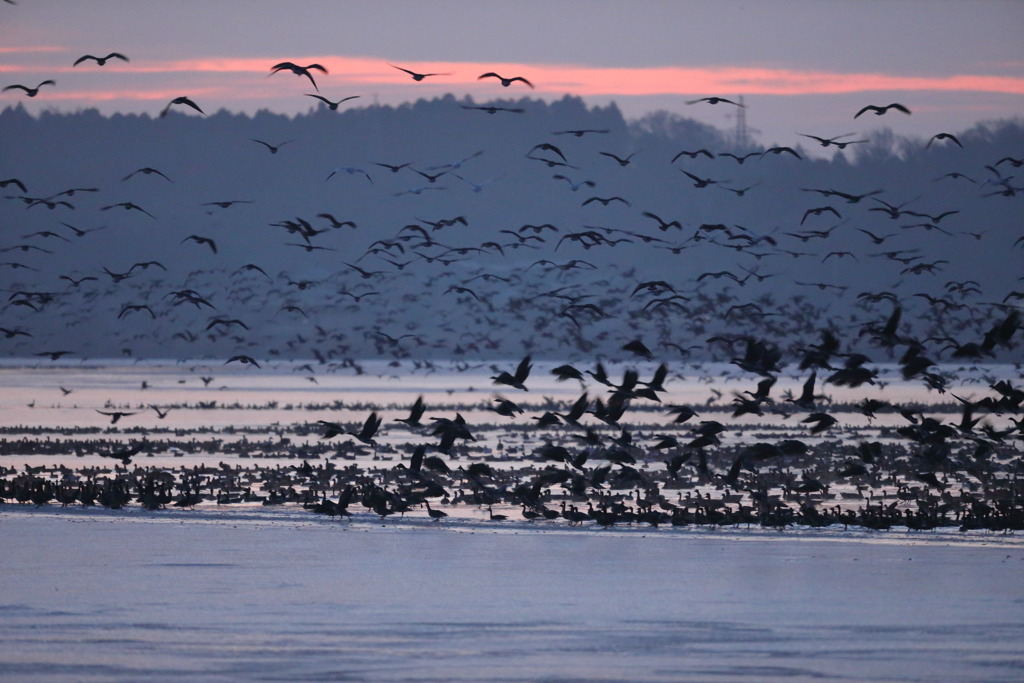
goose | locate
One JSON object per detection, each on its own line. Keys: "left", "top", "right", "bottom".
{"left": 671, "top": 148, "right": 714, "bottom": 162}
{"left": 491, "top": 355, "right": 532, "bottom": 391}
{"left": 478, "top": 72, "right": 534, "bottom": 88}
{"left": 686, "top": 96, "right": 744, "bottom": 107}
{"left": 203, "top": 199, "right": 252, "bottom": 209}
{"left": 305, "top": 93, "right": 359, "bottom": 110}
{"left": 269, "top": 62, "right": 328, "bottom": 91}
{"left": 425, "top": 501, "right": 447, "bottom": 521}
{"left": 679, "top": 169, "right": 723, "bottom": 188}
{"left": 160, "top": 96, "right": 204, "bottom": 118}
{"left": 553, "top": 128, "right": 609, "bottom": 137}
{"left": 389, "top": 64, "right": 451, "bottom": 81}
{"left": 96, "top": 410, "right": 137, "bottom": 424}
{"left": 250, "top": 138, "right": 294, "bottom": 154}
{"left": 73, "top": 53, "right": 128, "bottom": 66}
{"left": 181, "top": 235, "right": 217, "bottom": 253}
{"left": 122, "top": 167, "right": 172, "bottom": 182}
{"left": 3, "top": 80, "right": 55, "bottom": 97}
{"left": 101, "top": 201, "right": 155, "bottom": 218}
{"left": 528, "top": 142, "right": 567, "bottom": 161}
{"left": 460, "top": 104, "right": 524, "bottom": 114}
{"left": 926, "top": 132, "right": 963, "bottom": 149}
{"left": 348, "top": 411, "right": 383, "bottom": 445}
{"left": 0, "top": 178, "right": 27, "bottom": 192}
{"left": 552, "top": 174, "right": 595, "bottom": 191}
{"left": 854, "top": 102, "right": 911, "bottom": 118}
{"left": 395, "top": 395, "right": 426, "bottom": 428}
{"left": 599, "top": 150, "right": 641, "bottom": 166}
{"left": 225, "top": 355, "right": 261, "bottom": 368}
{"left": 797, "top": 132, "right": 863, "bottom": 147}
{"left": 326, "top": 166, "right": 373, "bottom": 183}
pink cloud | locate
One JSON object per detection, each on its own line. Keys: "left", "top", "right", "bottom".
{"left": 6, "top": 55, "right": 1024, "bottom": 105}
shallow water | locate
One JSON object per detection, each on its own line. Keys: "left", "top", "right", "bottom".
{"left": 2, "top": 360, "right": 1023, "bottom": 681}
{"left": 2, "top": 507, "right": 1023, "bottom": 682}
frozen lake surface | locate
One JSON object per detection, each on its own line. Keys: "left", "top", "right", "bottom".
{"left": 2, "top": 506, "right": 1024, "bottom": 682}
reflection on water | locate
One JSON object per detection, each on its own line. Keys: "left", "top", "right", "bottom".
{"left": 1, "top": 511, "right": 1022, "bottom": 682}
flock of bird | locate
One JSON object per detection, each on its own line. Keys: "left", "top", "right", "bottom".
{"left": 2, "top": 41, "right": 1023, "bottom": 531}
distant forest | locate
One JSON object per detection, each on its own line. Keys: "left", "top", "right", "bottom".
{"left": 1, "top": 95, "right": 1021, "bottom": 366}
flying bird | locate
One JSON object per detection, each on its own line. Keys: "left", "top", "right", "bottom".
{"left": 270, "top": 62, "right": 328, "bottom": 91}
{"left": 926, "top": 132, "right": 963, "bottom": 149}
{"left": 225, "top": 355, "right": 261, "bottom": 368}
{"left": 389, "top": 64, "right": 451, "bottom": 81}
{"left": 686, "top": 96, "right": 744, "bottom": 107}
{"left": 854, "top": 103, "right": 911, "bottom": 118}
{"left": 305, "top": 93, "right": 360, "bottom": 110}
{"left": 122, "top": 167, "right": 172, "bottom": 182}
{"left": 3, "top": 80, "right": 56, "bottom": 97}
{"left": 0, "top": 178, "right": 27, "bottom": 193}
{"left": 478, "top": 72, "right": 534, "bottom": 88}
{"left": 203, "top": 199, "right": 252, "bottom": 209}
{"left": 101, "top": 201, "right": 155, "bottom": 218}
{"left": 160, "top": 96, "right": 205, "bottom": 118}
{"left": 460, "top": 104, "right": 524, "bottom": 114}
{"left": 250, "top": 138, "right": 294, "bottom": 154}
{"left": 181, "top": 235, "right": 217, "bottom": 253}
{"left": 760, "top": 146, "right": 802, "bottom": 160}
{"left": 599, "top": 150, "right": 641, "bottom": 167}
{"left": 340, "top": 411, "right": 383, "bottom": 445}
{"left": 492, "top": 356, "right": 532, "bottom": 391}
{"left": 797, "top": 133, "right": 868, "bottom": 149}
{"left": 327, "top": 166, "right": 373, "bottom": 183}
{"left": 553, "top": 128, "right": 610, "bottom": 137}
{"left": 73, "top": 53, "right": 129, "bottom": 66}
{"left": 96, "top": 410, "right": 137, "bottom": 424}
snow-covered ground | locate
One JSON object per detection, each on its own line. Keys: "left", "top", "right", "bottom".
{"left": 2, "top": 506, "right": 1023, "bottom": 682}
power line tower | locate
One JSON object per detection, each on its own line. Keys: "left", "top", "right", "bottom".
{"left": 733, "top": 95, "right": 748, "bottom": 150}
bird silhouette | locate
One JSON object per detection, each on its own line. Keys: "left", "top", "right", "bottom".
{"left": 492, "top": 356, "right": 532, "bottom": 391}
{"left": 160, "top": 96, "right": 205, "bottom": 118}
{"left": 425, "top": 501, "right": 448, "bottom": 521}
{"left": 122, "top": 167, "right": 172, "bottom": 182}
{"left": 270, "top": 62, "right": 328, "bottom": 91}
{"left": 96, "top": 410, "right": 137, "bottom": 424}
{"left": 553, "top": 128, "right": 609, "bottom": 137}
{"left": 73, "top": 53, "right": 128, "bottom": 66}
{"left": 389, "top": 64, "right": 451, "bottom": 81}
{"left": 461, "top": 104, "right": 524, "bottom": 114}
{"left": 797, "top": 132, "right": 866, "bottom": 148}
{"left": 671, "top": 149, "right": 714, "bottom": 162}
{"left": 926, "top": 132, "right": 963, "bottom": 148}
{"left": 181, "top": 235, "right": 217, "bottom": 253}
{"left": 225, "top": 355, "right": 260, "bottom": 368}
{"left": 347, "top": 411, "right": 383, "bottom": 445}
{"left": 3, "top": 80, "right": 56, "bottom": 97}
{"left": 854, "top": 103, "right": 911, "bottom": 118}
{"left": 599, "top": 150, "right": 641, "bottom": 167}
{"left": 250, "top": 138, "right": 294, "bottom": 154}
{"left": 395, "top": 396, "right": 426, "bottom": 428}
{"left": 686, "top": 96, "right": 744, "bottom": 107}
{"left": 478, "top": 72, "right": 534, "bottom": 88}
{"left": 305, "top": 93, "right": 360, "bottom": 110}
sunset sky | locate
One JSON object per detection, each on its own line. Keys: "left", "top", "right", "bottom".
{"left": 2, "top": 0, "right": 1022, "bottom": 146}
